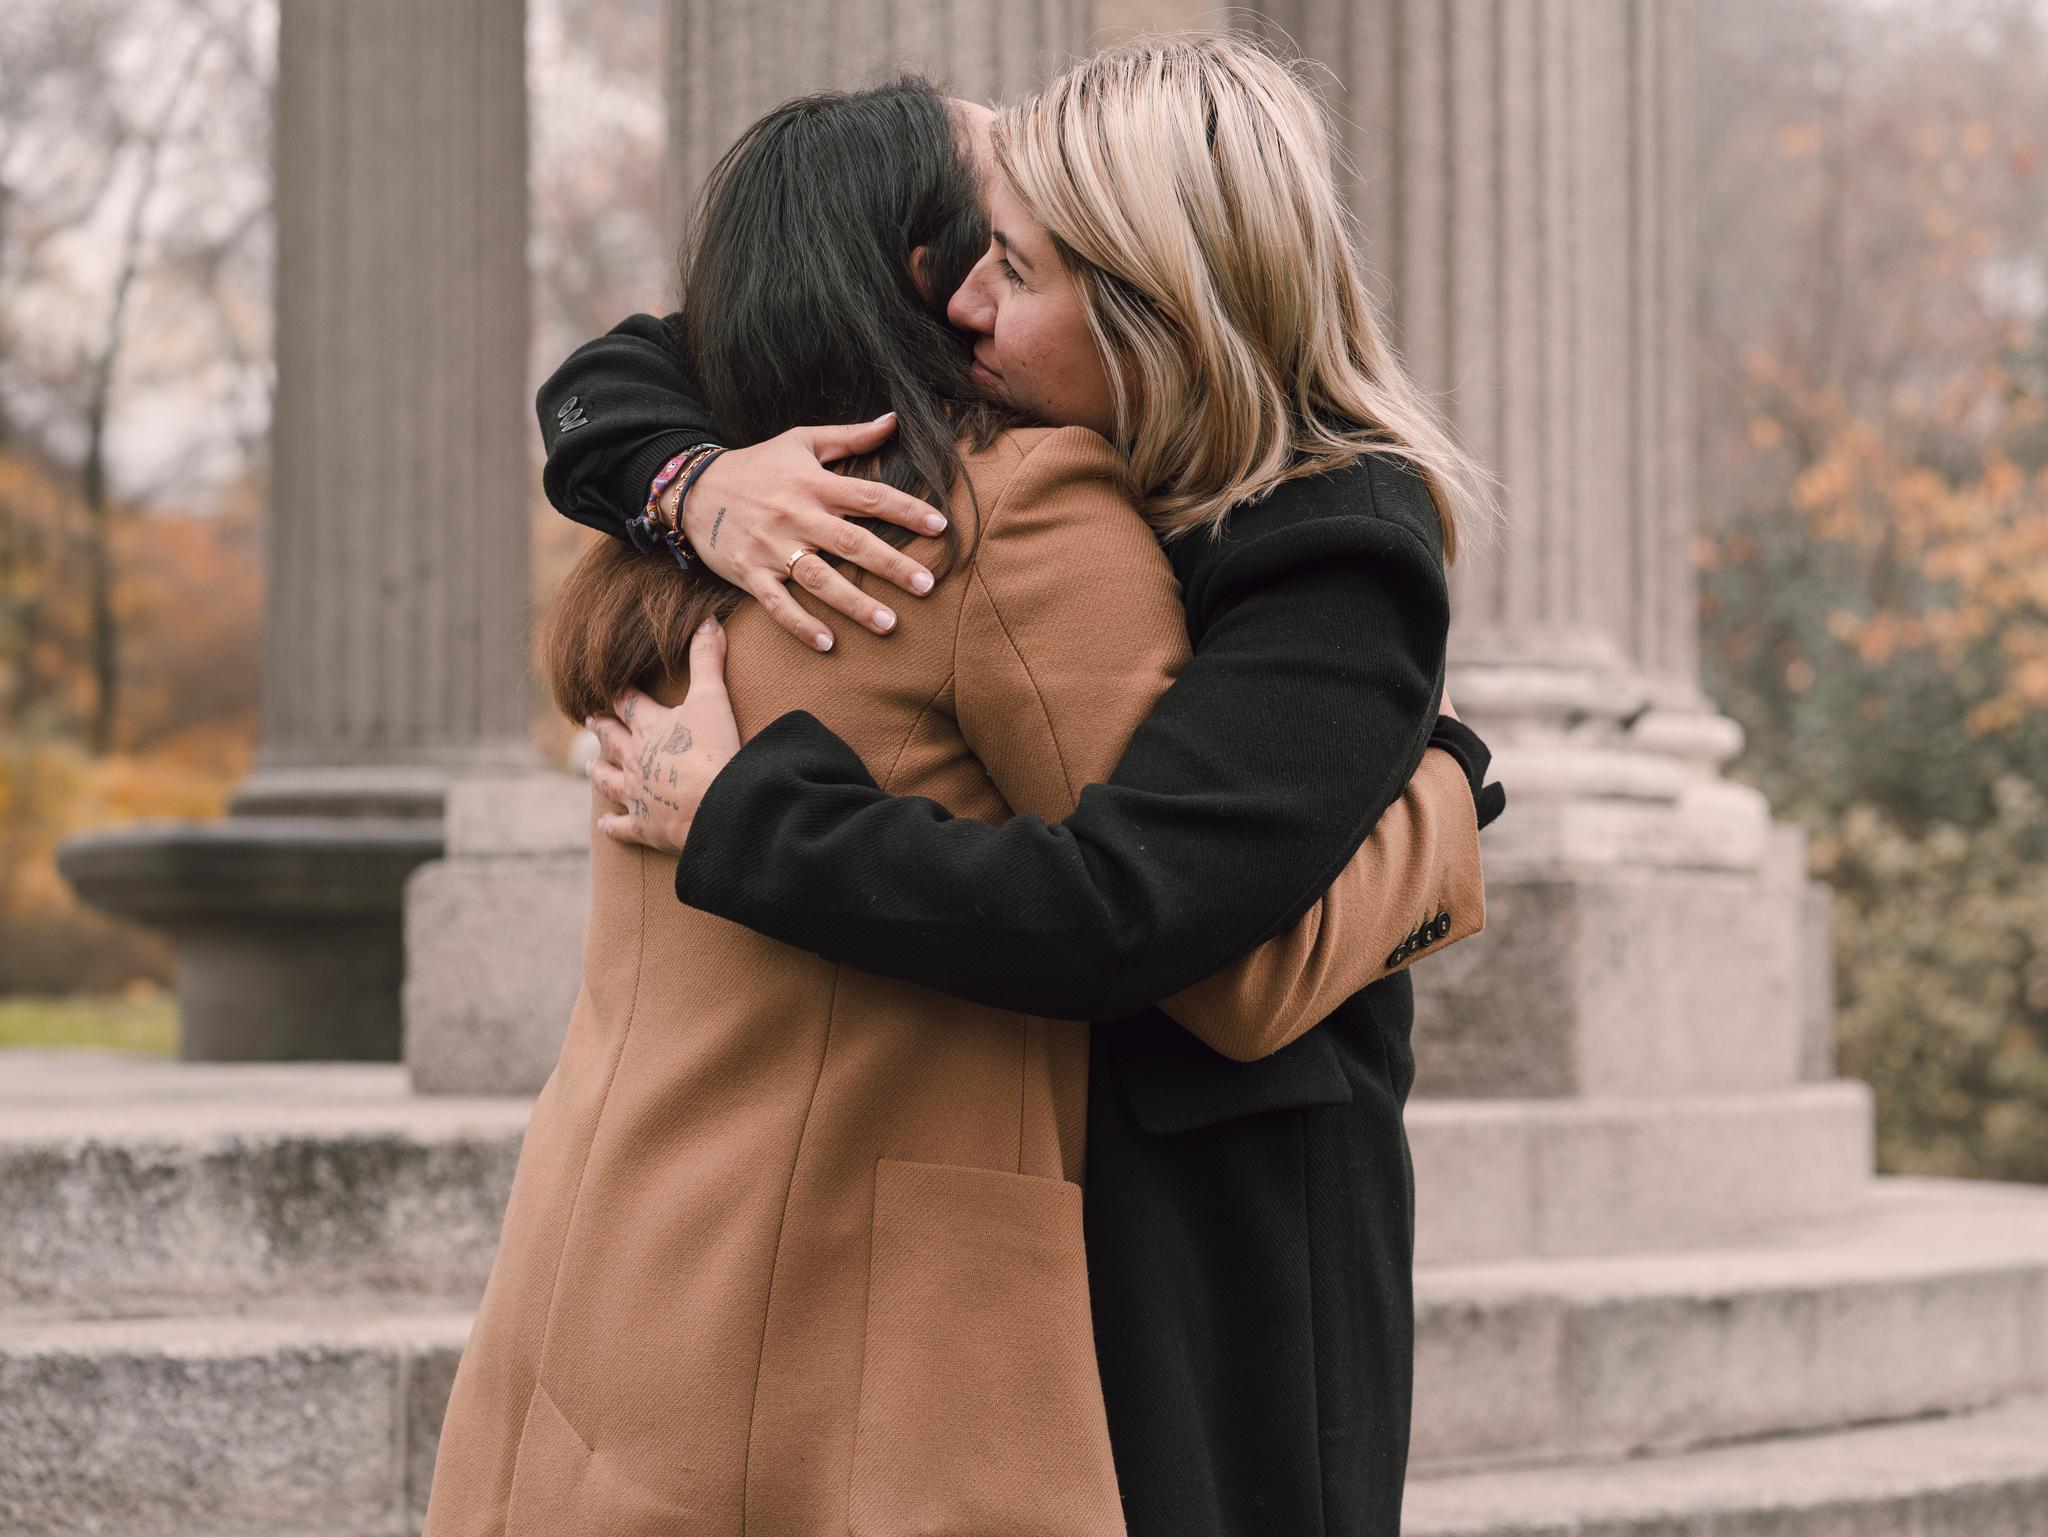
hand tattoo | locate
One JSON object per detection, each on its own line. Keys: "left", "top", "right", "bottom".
{"left": 709, "top": 507, "right": 727, "bottom": 548}
{"left": 623, "top": 714, "right": 698, "bottom": 835}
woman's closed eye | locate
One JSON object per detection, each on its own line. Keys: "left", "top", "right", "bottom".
{"left": 998, "top": 258, "right": 1025, "bottom": 288}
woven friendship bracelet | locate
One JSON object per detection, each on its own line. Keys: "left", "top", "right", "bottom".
{"left": 625, "top": 442, "right": 724, "bottom": 570}
{"left": 648, "top": 444, "right": 721, "bottom": 525}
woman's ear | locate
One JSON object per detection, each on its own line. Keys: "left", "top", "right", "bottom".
{"left": 910, "top": 245, "right": 934, "bottom": 303}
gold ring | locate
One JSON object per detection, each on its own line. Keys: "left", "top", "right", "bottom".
{"left": 784, "top": 545, "right": 817, "bottom": 579}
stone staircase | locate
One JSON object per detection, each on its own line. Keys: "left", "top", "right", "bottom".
{"left": 7, "top": 1049, "right": 2048, "bottom": 1535}
{"left": 0, "top": 1054, "right": 506, "bottom": 1537}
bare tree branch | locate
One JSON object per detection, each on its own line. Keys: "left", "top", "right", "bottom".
{"left": 78, "top": 18, "right": 224, "bottom": 751}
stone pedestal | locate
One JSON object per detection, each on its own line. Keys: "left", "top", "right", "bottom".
{"left": 60, "top": 0, "right": 537, "bottom": 1060}
{"left": 57, "top": 819, "right": 442, "bottom": 1060}
{"left": 403, "top": 774, "right": 592, "bottom": 1095}
{"left": 1416, "top": 865, "right": 1810, "bottom": 1101}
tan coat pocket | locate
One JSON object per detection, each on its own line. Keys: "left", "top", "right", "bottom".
{"left": 849, "top": 1158, "right": 1126, "bottom": 1537}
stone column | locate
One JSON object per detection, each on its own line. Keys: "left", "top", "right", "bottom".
{"left": 1245, "top": 0, "right": 1827, "bottom": 1097}
{"left": 1259, "top": 0, "right": 1744, "bottom": 824}
{"left": 62, "top": 0, "right": 538, "bottom": 1060}
{"left": 665, "top": 0, "right": 1088, "bottom": 242}
{"left": 245, "top": 0, "right": 536, "bottom": 816}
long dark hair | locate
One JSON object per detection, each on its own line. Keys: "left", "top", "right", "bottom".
{"left": 543, "top": 77, "right": 1004, "bottom": 723}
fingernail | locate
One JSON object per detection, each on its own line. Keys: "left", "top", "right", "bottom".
{"left": 698, "top": 617, "right": 718, "bottom": 634}
{"left": 583, "top": 716, "right": 595, "bottom": 731}
{"left": 874, "top": 608, "right": 896, "bottom": 631}
{"left": 924, "top": 514, "right": 947, "bottom": 534}
{"left": 911, "top": 570, "right": 934, "bottom": 594}
{"left": 873, "top": 410, "right": 896, "bottom": 424}
{"left": 816, "top": 632, "right": 833, "bottom": 652}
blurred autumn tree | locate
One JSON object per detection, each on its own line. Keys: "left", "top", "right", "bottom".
{"left": 1698, "top": 0, "right": 2048, "bottom": 1181}
{"left": 0, "top": 0, "right": 270, "bottom": 991}
{"left": 0, "top": 448, "right": 260, "bottom": 991}
{"left": 0, "top": 0, "right": 669, "bottom": 992}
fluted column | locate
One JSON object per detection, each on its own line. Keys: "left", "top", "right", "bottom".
{"left": 665, "top": 0, "right": 1088, "bottom": 242}
{"left": 1267, "top": 0, "right": 1681, "bottom": 679}
{"left": 1229, "top": 0, "right": 1838, "bottom": 1109}
{"left": 247, "top": 0, "right": 536, "bottom": 815}
{"left": 1256, "top": 0, "right": 1755, "bottom": 866}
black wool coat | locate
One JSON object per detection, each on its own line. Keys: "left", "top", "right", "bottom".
{"left": 536, "top": 316, "right": 1503, "bottom": 1537}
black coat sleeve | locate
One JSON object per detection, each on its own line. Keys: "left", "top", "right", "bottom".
{"left": 535, "top": 310, "right": 720, "bottom": 540}
{"left": 678, "top": 466, "right": 1475, "bottom": 1022}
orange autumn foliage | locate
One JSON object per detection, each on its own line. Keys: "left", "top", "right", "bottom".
{"left": 0, "top": 448, "right": 258, "bottom": 990}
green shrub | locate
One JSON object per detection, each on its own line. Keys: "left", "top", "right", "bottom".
{"left": 1817, "top": 778, "right": 2048, "bottom": 1182}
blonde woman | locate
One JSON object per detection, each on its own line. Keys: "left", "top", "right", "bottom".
{"left": 557, "top": 39, "right": 1502, "bottom": 1537}
{"left": 429, "top": 63, "right": 1491, "bottom": 1537}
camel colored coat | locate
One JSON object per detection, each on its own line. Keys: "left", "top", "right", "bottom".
{"left": 419, "top": 427, "right": 1484, "bottom": 1537}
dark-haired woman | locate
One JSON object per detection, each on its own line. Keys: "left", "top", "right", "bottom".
{"left": 421, "top": 78, "right": 1485, "bottom": 1537}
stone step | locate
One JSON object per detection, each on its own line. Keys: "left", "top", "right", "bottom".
{"left": 0, "top": 1053, "right": 526, "bottom": 1315}
{"left": 10, "top": 1056, "right": 2040, "bottom": 1497}
{"left": 1411, "top": 1174, "right": 2048, "bottom": 1473}
{"left": 1403, "top": 1387, "right": 2048, "bottom": 1536}
{"left": 1410, "top": 1080, "right": 1873, "bottom": 1264}
{"left": 1, "top": 1053, "right": 1875, "bottom": 1317}
{"left": 9, "top": 1297, "right": 2048, "bottom": 1537}
{"left": 0, "top": 1053, "right": 1875, "bottom": 1314}
{"left": 8, "top": 1177, "right": 2048, "bottom": 1534}
{"left": 0, "top": 1305, "right": 469, "bottom": 1537}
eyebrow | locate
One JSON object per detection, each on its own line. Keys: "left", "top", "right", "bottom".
{"left": 991, "top": 228, "right": 1033, "bottom": 271}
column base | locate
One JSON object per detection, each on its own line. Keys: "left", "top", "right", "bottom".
{"left": 1477, "top": 762, "right": 1775, "bottom": 875}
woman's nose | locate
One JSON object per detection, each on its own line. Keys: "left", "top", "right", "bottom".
{"left": 947, "top": 265, "right": 996, "bottom": 336}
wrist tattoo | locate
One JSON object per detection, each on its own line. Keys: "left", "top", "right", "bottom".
{"left": 709, "top": 507, "right": 727, "bottom": 548}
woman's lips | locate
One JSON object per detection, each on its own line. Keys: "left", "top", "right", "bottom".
{"left": 969, "top": 355, "right": 1004, "bottom": 394}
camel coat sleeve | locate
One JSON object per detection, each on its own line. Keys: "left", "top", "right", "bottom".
{"left": 949, "top": 430, "right": 1482, "bottom": 1064}
{"left": 1158, "top": 748, "right": 1481, "bottom": 1062}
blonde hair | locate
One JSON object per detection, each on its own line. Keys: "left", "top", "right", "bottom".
{"left": 992, "top": 34, "right": 1498, "bottom": 560}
